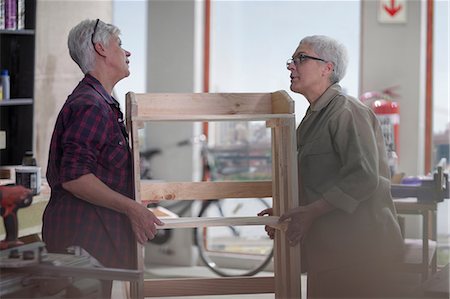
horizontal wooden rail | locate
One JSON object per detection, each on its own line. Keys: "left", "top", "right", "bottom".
{"left": 143, "top": 276, "right": 275, "bottom": 297}
{"left": 140, "top": 181, "right": 272, "bottom": 202}
{"left": 133, "top": 113, "right": 294, "bottom": 122}
{"left": 131, "top": 91, "right": 294, "bottom": 118}
{"left": 156, "top": 216, "right": 284, "bottom": 230}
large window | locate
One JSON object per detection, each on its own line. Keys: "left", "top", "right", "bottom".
{"left": 207, "top": 1, "right": 360, "bottom": 180}
{"left": 432, "top": 0, "right": 450, "bottom": 266}
{"left": 210, "top": 1, "right": 361, "bottom": 124}
{"left": 433, "top": 0, "right": 449, "bottom": 167}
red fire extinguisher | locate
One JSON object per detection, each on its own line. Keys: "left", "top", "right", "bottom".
{"left": 371, "top": 99, "right": 400, "bottom": 154}
{"left": 360, "top": 88, "right": 400, "bottom": 176}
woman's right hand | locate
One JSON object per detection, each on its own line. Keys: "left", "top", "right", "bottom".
{"left": 126, "top": 201, "right": 164, "bottom": 244}
{"left": 257, "top": 208, "right": 275, "bottom": 239}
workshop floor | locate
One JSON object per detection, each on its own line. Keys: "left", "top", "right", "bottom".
{"left": 112, "top": 265, "right": 308, "bottom": 299}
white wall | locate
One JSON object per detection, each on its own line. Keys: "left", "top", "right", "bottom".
{"left": 35, "top": 0, "right": 113, "bottom": 171}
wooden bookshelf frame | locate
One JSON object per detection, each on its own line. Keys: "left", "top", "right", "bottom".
{"left": 126, "top": 91, "right": 301, "bottom": 298}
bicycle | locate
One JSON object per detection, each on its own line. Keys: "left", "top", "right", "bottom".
{"left": 141, "top": 134, "right": 274, "bottom": 277}
{"left": 194, "top": 197, "right": 273, "bottom": 277}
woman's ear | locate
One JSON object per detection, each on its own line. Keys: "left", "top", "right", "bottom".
{"left": 322, "top": 61, "right": 334, "bottom": 78}
{"left": 93, "top": 42, "right": 107, "bottom": 58}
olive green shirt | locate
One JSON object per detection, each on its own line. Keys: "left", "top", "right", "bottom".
{"left": 297, "top": 84, "right": 404, "bottom": 272}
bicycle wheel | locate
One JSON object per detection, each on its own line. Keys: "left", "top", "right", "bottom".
{"left": 194, "top": 198, "right": 274, "bottom": 277}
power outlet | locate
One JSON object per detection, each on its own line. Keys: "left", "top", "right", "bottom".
{"left": 0, "top": 131, "right": 5, "bottom": 149}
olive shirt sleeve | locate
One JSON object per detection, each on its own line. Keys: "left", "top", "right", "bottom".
{"left": 321, "top": 103, "right": 381, "bottom": 214}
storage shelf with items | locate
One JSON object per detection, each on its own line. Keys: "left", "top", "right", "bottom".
{"left": 0, "top": 0, "right": 36, "bottom": 165}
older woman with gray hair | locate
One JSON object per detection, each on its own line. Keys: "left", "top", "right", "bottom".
{"left": 43, "top": 19, "right": 163, "bottom": 296}
{"left": 259, "top": 35, "right": 404, "bottom": 298}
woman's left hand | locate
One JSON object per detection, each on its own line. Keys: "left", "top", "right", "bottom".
{"left": 279, "top": 205, "right": 316, "bottom": 246}
{"left": 279, "top": 199, "right": 334, "bottom": 246}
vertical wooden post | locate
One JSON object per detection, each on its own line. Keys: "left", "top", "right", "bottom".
{"left": 126, "top": 92, "right": 144, "bottom": 299}
{"left": 268, "top": 118, "right": 301, "bottom": 298}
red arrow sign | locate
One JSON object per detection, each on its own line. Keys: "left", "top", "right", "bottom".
{"left": 384, "top": 0, "right": 402, "bottom": 16}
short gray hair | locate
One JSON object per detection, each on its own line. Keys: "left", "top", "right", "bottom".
{"left": 299, "top": 35, "right": 348, "bottom": 84}
{"left": 68, "top": 19, "right": 120, "bottom": 74}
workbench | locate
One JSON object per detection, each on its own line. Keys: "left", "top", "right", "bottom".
{"left": 1, "top": 242, "right": 142, "bottom": 298}
{"left": 394, "top": 198, "right": 438, "bottom": 281}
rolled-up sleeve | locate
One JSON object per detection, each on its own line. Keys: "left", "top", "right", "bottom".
{"left": 322, "top": 107, "right": 380, "bottom": 213}
{"left": 60, "top": 103, "right": 109, "bottom": 183}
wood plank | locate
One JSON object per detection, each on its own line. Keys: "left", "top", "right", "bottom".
{"left": 284, "top": 119, "right": 302, "bottom": 298}
{"left": 394, "top": 199, "right": 437, "bottom": 212}
{"left": 270, "top": 120, "right": 284, "bottom": 298}
{"left": 133, "top": 113, "right": 293, "bottom": 122}
{"left": 126, "top": 92, "right": 145, "bottom": 299}
{"left": 140, "top": 181, "right": 272, "bottom": 202}
{"left": 135, "top": 93, "right": 273, "bottom": 117}
{"left": 156, "top": 216, "right": 285, "bottom": 230}
{"left": 143, "top": 277, "right": 275, "bottom": 297}
{"left": 271, "top": 90, "right": 295, "bottom": 114}
{"left": 271, "top": 118, "right": 301, "bottom": 298}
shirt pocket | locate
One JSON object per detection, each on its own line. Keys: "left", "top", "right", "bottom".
{"left": 299, "top": 136, "right": 334, "bottom": 157}
{"left": 299, "top": 137, "right": 339, "bottom": 189}
{"left": 102, "top": 132, "right": 129, "bottom": 169}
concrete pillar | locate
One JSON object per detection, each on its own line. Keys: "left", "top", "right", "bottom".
{"left": 144, "top": 0, "right": 203, "bottom": 266}
{"left": 360, "top": 0, "right": 426, "bottom": 176}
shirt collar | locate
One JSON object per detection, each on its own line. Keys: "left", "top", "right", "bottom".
{"left": 310, "top": 83, "right": 342, "bottom": 112}
{"left": 84, "top": 73, "right": 119, "bottom": 108}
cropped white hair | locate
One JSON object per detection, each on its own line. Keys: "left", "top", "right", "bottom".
{"left": 67, "top": 19, "right": 120, "bottom": 74}
{"left": 299, "top": 35, "right": 348, "bottom": 84}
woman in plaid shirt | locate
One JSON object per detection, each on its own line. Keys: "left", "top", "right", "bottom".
{"left": 42, "top": 19, "right": 163, "bottom": 277}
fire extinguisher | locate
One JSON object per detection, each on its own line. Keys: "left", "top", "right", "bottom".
{"left": 360, "top": 88, "right": 400, "bottom": 176}
{"left": 372, "top": 99, "right": 400, "bottom": 176}
{"left": 371, "top": 99, "right": 400, "bottom": 154}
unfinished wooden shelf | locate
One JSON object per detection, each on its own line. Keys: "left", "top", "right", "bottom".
{"left": 125, "top": 91, "right": 301, "bottom": 298}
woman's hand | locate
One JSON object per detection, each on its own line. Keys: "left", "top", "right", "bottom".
{"left": 279, "top": 206, "right": 315, "bottom": 246}
{"left": 279, "top": 199, "right": 334, "bottom": 246}
{"left": 258, "top": 208, "right": 275, "bottom": 240}
{"left": 126, "top": 201, "right": 164, "bottom": 244}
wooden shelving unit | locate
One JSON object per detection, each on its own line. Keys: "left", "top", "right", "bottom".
{"left": 126, "top": 91, "right": 301, "bottom": 298}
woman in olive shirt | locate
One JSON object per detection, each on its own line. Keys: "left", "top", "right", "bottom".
{"left": 260, "top": 35, "right": 404, "bottom": 298}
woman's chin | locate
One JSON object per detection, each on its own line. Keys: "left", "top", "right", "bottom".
{"left": 290, "top": 84, "right": 301, "bottom": 94}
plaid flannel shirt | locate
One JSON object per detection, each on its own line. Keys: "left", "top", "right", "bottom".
{"left": 43, "top": 74, "right": 135, "bottom": 269}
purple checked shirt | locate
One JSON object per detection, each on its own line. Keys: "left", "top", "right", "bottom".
{"left": 43, "top": 74, "right": 135, "bottom": 269}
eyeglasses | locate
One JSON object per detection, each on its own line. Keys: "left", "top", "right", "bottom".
{"left": 286, "top": 54, "right": 326, "bottom": 68}
{"left": 91, "top": 19, "right": 100, "bottom": 49}
{"left": 91, "top": 19, "right": 100, "bottom": 52}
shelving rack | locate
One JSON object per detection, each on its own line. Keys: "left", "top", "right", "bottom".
{"left": 0, "top": 0, "right": 36, "bottom": 165}
{"left": 126, "top": 91, "right": 301, "bottom": 298}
